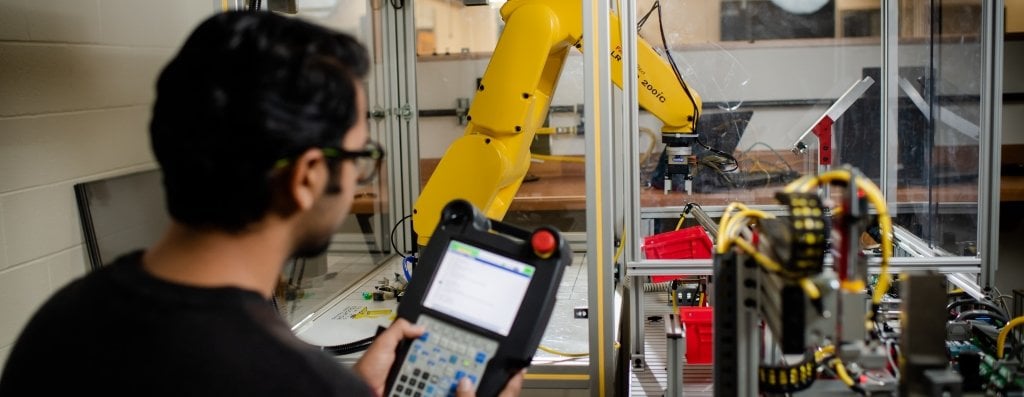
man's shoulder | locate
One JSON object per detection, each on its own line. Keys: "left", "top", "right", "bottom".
{"left": 33, "top": 256, "right": 125, "bottom": 313}
{"left": 38, "top": 251, "right": 142, "bottom": 309}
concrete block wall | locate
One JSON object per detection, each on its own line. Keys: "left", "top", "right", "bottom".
{"left": 0, "top": 0, "right": 215, "bottom": 369}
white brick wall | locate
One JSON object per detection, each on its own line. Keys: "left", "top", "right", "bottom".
{"left": 0, "top": 0, "right": 215, "bottom": 370}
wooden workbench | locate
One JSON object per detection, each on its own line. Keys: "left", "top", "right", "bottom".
{"left": 352, "top": 150, "right": 1024, "bottom": 216}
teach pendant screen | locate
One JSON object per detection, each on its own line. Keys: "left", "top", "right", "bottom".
{"left": 423, "top": 240, "right": 535, "bottom": 336}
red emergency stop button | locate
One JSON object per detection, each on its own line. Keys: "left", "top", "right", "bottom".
{"left": 532, "top": 229, "right": 557, "bottom": 259}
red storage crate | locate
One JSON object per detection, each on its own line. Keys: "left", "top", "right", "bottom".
{"left": 643, "top": 226, "right": 713, "bottom": 283}
{"left": 679, "top": 307, "right": 714, "bottom": 364}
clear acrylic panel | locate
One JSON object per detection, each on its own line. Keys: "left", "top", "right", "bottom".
{"left": 414, "top": 1, "right": 588, "bottom": 234}
{"left": 409, "top": 1, "right": 994, "bottom": 255}
{"left": 406, "top": 1, "right": 994, "bottom": 252}
{"left": 892, "top": 0, "right": 982, "bottom": 255}
{"left": 642, "top": 0, "right": 884, "bottom": 237}
{"left": 276, "top": 0, "right": 394, "bottom": 325}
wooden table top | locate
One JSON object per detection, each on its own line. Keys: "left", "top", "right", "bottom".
{"left": 510, "top": 173, "right": 1020, "bottom": 212}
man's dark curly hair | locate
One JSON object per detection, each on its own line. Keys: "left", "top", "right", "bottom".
{"left": 150, "top": 11, "right": 370, "bottom": 232}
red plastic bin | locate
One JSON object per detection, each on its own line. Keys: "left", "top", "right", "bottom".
{"left": 643, "top": 226, "right": 713, "bottom": 283}
{"left": 679, "top": 307, "right": 714, "bottom": 364}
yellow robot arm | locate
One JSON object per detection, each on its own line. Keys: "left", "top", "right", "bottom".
{"left": 608, "top": 9, "right": 701, "bottom": 134}
{"left": 413, "top": 0, "right": 701, "bottom": 246}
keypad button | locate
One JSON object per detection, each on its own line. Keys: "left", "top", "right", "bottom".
{"left": 396, "top": 315, "right": 500, "bottom": 397}
{"left": 397, "top": 385, "right": 404, "bottom": 392}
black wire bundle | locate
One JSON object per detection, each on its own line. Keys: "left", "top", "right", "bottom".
{"left": 391, "top": 214, "right": 413, "bottom": 258}
{"left": 321, "top": 335, "right": 375, "bottom": 356}
{"left": 318, "top": 216, "right": 411, "bottom": 356}
{"left": 637, "top": 1, "right": 659, "bottom": 31}
{"left": 693, "top": 120, "right": 742, "bottom": 187}
{"left": 652, "top": 1, "right": 700, "bottom": 126}
{"left": 947, "top": 298, "right": 1009, "bottom": 320}
{"left": 956, "top": 309, "right": 1009, "bottom": 326}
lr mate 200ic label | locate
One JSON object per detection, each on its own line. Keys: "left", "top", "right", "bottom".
{"left": 610, "top": 46, "right": 669, "bottom": 104}
{"left": 641, "top": 79, "right": 668, "bottom": 103}
{"left": 611, "top": 45, "right": 622, "bottom": 62}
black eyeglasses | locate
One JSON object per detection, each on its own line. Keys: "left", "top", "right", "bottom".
{"left": 275, "top": 141, "right": 385, "bottom": 185}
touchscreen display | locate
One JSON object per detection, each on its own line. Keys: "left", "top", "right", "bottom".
{"left": 422, "top": 240, "right": 535, "bottom": 336}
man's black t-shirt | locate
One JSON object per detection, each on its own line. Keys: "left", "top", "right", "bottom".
{"left": 0, "top": 251, "right": 372, "bottom": 396}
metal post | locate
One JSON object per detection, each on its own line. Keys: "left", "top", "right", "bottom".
{"left": 685, "top": 204, "right": 719, "bottom": 241}
{"left": 739, "top": 260, "right": 760, "bottom": 396}
{"left": 618, "top": 0, "right": 647, "bottom": 370}
{"left": 583, "top": 0, "right": 616, "bottom": 394}
{"left": 665, "top": 314, "right": 684, "bottom": 397}
{"left": 978, "top": 0, "right": 1004, "bottom": 290}
{"left": 379, "top": 0, "right": 419, "bottom": 255}
{"left": 399, "top": 0, "right": 420, "bottom": 253}
{"left": 216, "top": 0, "right": 246, "bottom": 11}
{"left": 880, "top": 0, "right": 899, "bottom": 211}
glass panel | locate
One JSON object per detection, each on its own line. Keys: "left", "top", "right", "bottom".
{"left": 276, "top": 0, "right": 393, "bottom": 325}
{"left": 415, "top": 1, "right": 588, "bottom": 234}
{"left": 414, "top": 1, "right": 886, "bottom": 237}
{"left": 414, "top": 0, "right": 502, "bottom": 56}
{"left": 894, "top": 0, "right": 981, "bottom": 255}
{"left": 642, "top": 0, "right": 882, "bottom": 240}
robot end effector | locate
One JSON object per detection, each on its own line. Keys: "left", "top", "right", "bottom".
{"left": 662, "top": 134, "right": 699, "bottom": 195}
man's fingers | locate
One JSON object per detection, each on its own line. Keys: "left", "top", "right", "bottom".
{"left": 382, "top": 318, "right": 426, "bottom": 343}
{"left": 451, "top": 369, "right": 525, "bottom": 397}
{"left": 454, "top": 378, "right": 474, "bottom": 397}
{"left": 398, "top": 318, "right": 427, "bottom": 339}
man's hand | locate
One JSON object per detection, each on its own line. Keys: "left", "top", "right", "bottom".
{"left": 353, "top": 318, "right": 525, "bottom": 397}
{"left": 456, "top": 369, "right": 525, "bottom": 397}
{"left": 353, "top": 318, "right": 425, "bottom": 396}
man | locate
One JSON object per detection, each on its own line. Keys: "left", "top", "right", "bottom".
{"left": 0, "top": 11, "right": 523, "bottom": 396}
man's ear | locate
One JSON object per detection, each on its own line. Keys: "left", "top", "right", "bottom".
{"left": 286, "top": 148, "right": 329, "bottom": 211}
